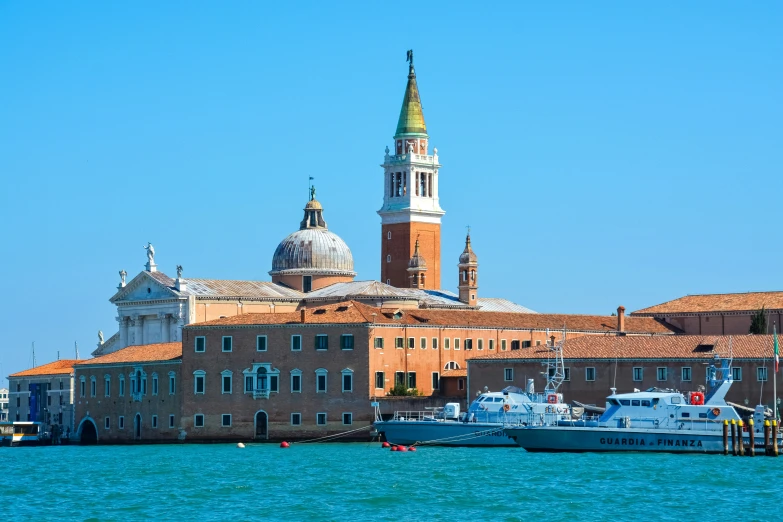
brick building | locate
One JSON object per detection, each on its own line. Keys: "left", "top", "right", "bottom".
{"left": 7, "top": 360, "right": 77, "bottom": 431}
{"left": 73, "top": 342, "right": 181, "bottom": 444}
{"left": 178, "top": 301, "right": 674, "bottom": 442}
{"left": 632, "top": 291, "right": 783, "bottom": 335}
{"left": 468, "top": 335, "right": 780, "bottom": 410}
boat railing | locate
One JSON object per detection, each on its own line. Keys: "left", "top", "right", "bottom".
{"left": 392, "top": 411, "right": 442, "bottom": 422}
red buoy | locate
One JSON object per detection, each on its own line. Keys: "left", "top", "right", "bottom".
{"left": 382, "top": 441, "right": 390, "bottom": 448}
{"left": 280, "top": 441, "right": 290, "bottom": 448}
{"left": 398, "top": 445, "right": 408, "bottom": 452}
{"left": 409, "top": 446, "right": 417, "bottom": 452}
{"left": 390, "top": 445, "right": 398, "bottom": 451}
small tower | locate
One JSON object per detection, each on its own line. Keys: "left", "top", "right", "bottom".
{"left": 458, "top": 232, "right": 478, "bottom": 306}
{"left": 407, "top": 237, "right": 428, "bottom": 289}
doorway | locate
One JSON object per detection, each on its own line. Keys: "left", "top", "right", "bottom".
{"left": 79, "top": 419, "right": 98, "bottom": 445}
{"left": 255, "top": 411, "right": 268, "bottom": 440}
{"left": 134, "top": 413, "right": 142, "bottom": 440}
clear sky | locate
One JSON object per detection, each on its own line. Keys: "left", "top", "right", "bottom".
{"left": 1, "top": 2, "right": 781, "bottom": 382}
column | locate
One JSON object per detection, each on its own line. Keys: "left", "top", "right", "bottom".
{"left": 159, "top": 312, "right": 171, "bottom": 343}
{"left": 117, "top": 316, "right": 128, "bottom": 349}
{"left": 131, "top": 314, "right": 143, "bottom": 346}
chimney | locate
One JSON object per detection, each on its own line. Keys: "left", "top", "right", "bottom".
{"left": 300, "top": 309, "right": 306, "bottom": 324}
{"left": 617, "top": 306, "right": 626, "bottom": 333}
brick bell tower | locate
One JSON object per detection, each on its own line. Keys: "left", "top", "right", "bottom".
{"left": 378, "top": 50, "right": 444, "bottom": 288}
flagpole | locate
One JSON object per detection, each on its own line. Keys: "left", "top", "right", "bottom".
{"left": 775, "top": 324, "right": 779, "bottom": 421}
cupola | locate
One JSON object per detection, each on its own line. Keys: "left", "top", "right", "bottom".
{"left": 458, "top": 232, "right": 478, "bottom": 306}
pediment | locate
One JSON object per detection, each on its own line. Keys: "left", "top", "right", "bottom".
{"left": 110, "top": 271, "right": 179, "bottom": 303}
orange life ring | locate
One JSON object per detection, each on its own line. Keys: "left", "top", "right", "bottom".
{"left": 711, "top": 407, "right": 721, "bottom": 416}
{"left": 547, "top": 394, "right": 558, "bottom": 404}
{"left": 503, "top": 404, "right": 511, "bottom": 412}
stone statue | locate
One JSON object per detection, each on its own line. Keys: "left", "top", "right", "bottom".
{"left": 98, "top": 330, "right": 104, "bottom": 345}
{"left": 310, "top": 185, "right": 316, "bottom": 201}
{"left": 407, "top": 141, "right": 415, "bottom": 154}
{"left": 176, "top": 264, "right": 183, "bottom": 278}
{"left": 119, "top": 269, "right": 127, "bottom": 285}
{"left": 406, "top": 49, "right": 414, "bottom": 66}
{"left": 144, "top": 242, "right": 155, "bottom": 263}
{"left": 385, "top": 146, "right": 390, "bottom": 155}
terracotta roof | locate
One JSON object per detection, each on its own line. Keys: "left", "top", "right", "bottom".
{"left": 187, "top": 300, "right": 676, "bottom": 334}
{"left": 75, "top": 342, "right": 181, "bottom": 366}
{"left": 9, "top": 360, "right": 78, "bottom": 378}
{"left": 633, "top": 291, "right": 783, "bottom": 315}
{"left": 441, "top": 369, "right": 467, "bottom": 377}
{"left": 469, "top": 335, "right": 776, "bottom": 361}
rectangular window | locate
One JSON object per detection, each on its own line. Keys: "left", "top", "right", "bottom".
{"left": 142, "top": 377, "right": 147, "bottom": 395}
{"left": 316, "top": 413, "right": 327, "bottom": 426}
{"left": 585, "top": 367, "right": 596, "bottom": 381}
{"left": 221, "top": 414, "right": 231, "bottom": 427}
{"left": 523, "top": 340, "right": 533, "bottom": 349}
{"left": 303, "top": 275, "right": 312, "bottom": 293}
{"left": 395, "top": 337, "right": 404, "bottom": 349}
{"left": 340, "top": 334, "right": 354, "bottom": 350}
{"left": 458, "top": 378, "right": 465, "bottom": 391}
{"left": 195, "top": 375, "right": 205, "bottom": 394}
{"left": 169, "top": 375, "right": 175, "bottom": 395}
{"left": 119, "top": 378, "right": 125, "bottom": 397}
{"left": 478, "top": 339, "right": 484, "bottom": 350}
{"left": 536, "top": 340, "right": 541, "bottom": 346}
{"left": 270, "top": 375, "right": 279, "bottom": 393}
{"left": 465, "top": 339, "right": 473, "bottom": 350}
{"left": 454, "top": 338, "right": 461, "bottom": 350}
{"left": 315, "top": 335, "right": 328, "bottom": 351}
{"left": 731, "top": 367, "right": 742, "bottom": 381}
{"left": 105, "top": 378, "right": 110, "bottom": 397}
{"left": 757, "top": 367, "right": 768, "bottom": 382}
{"left": 245, "top": 376, "right": 253, "bottom": 393}
{"left": 512, "top": 340, "right": 521, "bottom": 350}
{"left": 408, "top": 337, "right": 415, "bottom": 349}
{"left": 395, "top": 371, "right": 405, "bottom": 386}
{"left": 152, "top": 415, "right": 158, "bottom": 429}
{"left": 342, "top": 373, "right": 353, "bottom": 392}
{"left": 257, "top": 336, "right": 267, "bottom": 352}
{"left": 431, "top": 372, "right": 440, "bottom": 390}
{"left": 152, "top": 376, "right": 159, "bottom": 395}
{"left": 501, "top": 339, "right": 507, "bottom": 351}
{"left": 432, "top": 338, "right": 438, "bottom": 350}
{"left": 195, "top": 336, "right": 206, "bottom": 353}
{"left": 444, "top": 338, "right": 450, "bottom": 350}
{"left": 342, "top": 413, "right": 353, "bottom": 425}
{"left": 194, "top": 414, "right": 204, "bottom": 428}
{"left": 118, "top": 416, "right": 125, "bottom": 429}
{"left": 489, "top": 339, "right": 494, "bottom": 350}
{"left": 90, "top": 380, "right": 96, "bottom": 397}
{"left": 317, "top": 374, "right": 327, "bottom": 393}
{"left": 504, "top": 368, "right": 514, "bottom": 381}
{"left": 291, "top": 374, "right": 302, "bottom": 393}
{"left": 104, "top": 416, "right": 110, "bottom": 430}
{"left": 657, "top": 367, "right": 668, "bottom": 381}
{"left": 420, "top": 337, "right": 427, "bottom": 349}
{"left": 291, "top": 335, "right": 302, "bottom": 351}
{"left": 681, "top": 367, "right": 692, "bottom": 382}
{"left": 407, "top": 372, "right": 417, "bottom": 389}
{"left": 375, "top": 371, "right": 385, "bottom": 389}
{"left": 564, "top": 368, "right": 570, "bottom": 381}
{"left": 291, "top": 413, "right": 301, "bottom": 426}
{"left": 222, "top": 336, "right": 233, "bottom": 352}
{"left": 222, "top": 375, "right": 232, "bottom": 394}
{"left": 633, "top": 367, "right": 643, "bottom": 381}
{"left": 374, "top": 337, "right": 384, "bottom": 349}
{"left": 169, "top": 415, "right": 175, "bottom": 429}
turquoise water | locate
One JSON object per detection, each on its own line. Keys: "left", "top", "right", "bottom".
{"left": 2, "top": 443, "right": 780, "bottom": 521}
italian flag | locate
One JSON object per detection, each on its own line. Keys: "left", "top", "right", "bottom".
{"left": 775, "top": 325, "right": 780, "bottom": 373}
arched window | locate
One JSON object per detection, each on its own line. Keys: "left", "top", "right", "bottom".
{"left": 257, "top": 367, "right": 268, "bottom": 391}
{"left": 444, "top": 361, "right": 461, "bottom": 370}
{"left": 471, "top": 270, "right": 476, "bottom": 282}
{"left": 387, "top": 231, "right": 391, "bottom": 240}
{"left": 462, "top": 270, "right": 467, "bottom": 282}
{"left": 386, "top": 255, "right": 391, "bottom": 263}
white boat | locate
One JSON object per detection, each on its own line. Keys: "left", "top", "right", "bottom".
{"left": 373, "top": 339, "right": 571, "bottom": 447}
{"left": 9, "top": 422, "right": 47, "bottom": 447}
{"left": 505, "top": 353, "right": 783, "bottom": 453}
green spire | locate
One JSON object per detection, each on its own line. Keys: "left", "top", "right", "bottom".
{"left": 395, "top": 51, "right": 427, "bottom": 137}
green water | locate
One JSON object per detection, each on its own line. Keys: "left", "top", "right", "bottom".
{"left": 2, "top": 443, "right": 779, "bottom": 521}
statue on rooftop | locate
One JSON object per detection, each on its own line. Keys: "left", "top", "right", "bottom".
{"left": 310, "top": 185, "right": 316, "bottom": 201}
{"left": 119, "top": 269, "right": 127, "bottom": 285}
{"left": 176, "top": 265, "right": 183, "bottom": 278}
{"left": 98, "top": 330, "right": 104, "bottom": 345}
{"left": 144, "top": 242, "right": 155, "bottom": 263}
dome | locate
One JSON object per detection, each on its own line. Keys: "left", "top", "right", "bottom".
{"left": 270, "top": 228, "right": 355, "bottom": 276}
{"left": 459, "top": 234, "right": 478, "bottom": 264}
{"left": 408, "top": 238, "right": 427, "bottom": 269}
{"left": 269, "top": 188, "right": 356, "bottom": 278}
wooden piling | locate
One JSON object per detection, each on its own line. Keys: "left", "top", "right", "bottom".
{"left": 748, "top": 419, "right": 755, "bottom": 457}
{"left": 764, "top": 420, "right": 771, "bottom": 456}
{"left": 738, "top": 420, "right": 745, "bottom": 456}
{"left": 730, "top": 419, "right": 737, "bottom": 456}
{"left": 723, "top": 420, "right": 729, "bottom": 455}
{"left": 773, "top": 420, "right": 779, "bottom": 457}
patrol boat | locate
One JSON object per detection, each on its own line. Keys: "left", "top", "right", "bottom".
{"left": 505, "top": 354, "right": 782, "bottom": 453}
{"left": 373, "top": 341, "right": 572, "bottom": 447}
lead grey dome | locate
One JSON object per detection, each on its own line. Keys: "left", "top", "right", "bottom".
{"left": 269, "top": 192, "right": 356, "bottom": 277}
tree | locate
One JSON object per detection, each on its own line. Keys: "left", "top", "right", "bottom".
{"left": 749, "top": 306, "right": 767, "bottom": 334}
{"left": 388, "top": 383, "right": 420, "bottom": 396}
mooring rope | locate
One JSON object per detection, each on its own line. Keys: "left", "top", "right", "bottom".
{"left": 412, "top": 426, "right": 506, "bottom": 446}
{"left": 292, "top": 425, "right": 372, "bottom": 444}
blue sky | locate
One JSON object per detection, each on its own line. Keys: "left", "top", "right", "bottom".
{"left": 1, "top": 2, "right": 781, "bottom": 381}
